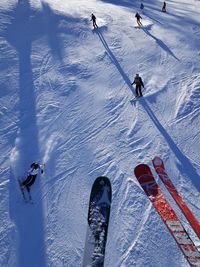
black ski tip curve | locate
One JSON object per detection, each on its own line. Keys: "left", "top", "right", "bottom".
{"left": 90, "top": 176, "right": 112, "bottom": 203}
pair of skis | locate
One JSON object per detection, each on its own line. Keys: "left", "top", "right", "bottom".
{"left": 82, "top": 158, "right": 200, "bottom": 266}
{"left": 134, "top": 157, "right": 200, "bottom": 267}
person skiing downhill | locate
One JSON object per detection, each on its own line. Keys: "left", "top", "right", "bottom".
{"left": 91, "top": 13, "right": 98, "bottom": 28}
{"left": 162, "top": 1, "right": 166, "bottom": 12}
{"left": 21, "top": 163, "right": 43, "bottom": 193}
{"left": 131, "top": 74, "right": 144, "bottom": 97}
{"left": 135, "top": 12, "right": 143, "bottom": 27}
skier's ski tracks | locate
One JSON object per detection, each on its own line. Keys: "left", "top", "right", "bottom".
{"left": 120, "top": 201, "right": 152, "bottom": 266}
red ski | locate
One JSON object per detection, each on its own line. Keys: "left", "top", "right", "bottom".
{"left": 153, "top": 156, "right": 200, "bottom": 239}
{"left": 134, "top": 164, "right": 200, "bottom": 267}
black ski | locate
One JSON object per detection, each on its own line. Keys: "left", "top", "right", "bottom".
{"left": 82, "top": 176, "right": 112, "bottom": 267}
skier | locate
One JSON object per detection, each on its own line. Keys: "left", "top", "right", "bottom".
{"left": 131, "top": 74, "right": 144, "bottom": 97}
{"left": 162, "top": 1, "right": 166, "bottom": 12}
{"left": 91, "top": 13, "right": 98, "bottom": 28}
{"left": 140, "top": 3, "right": 144, "bottom": 10}
{"left": 135, "top": 12, "right": 143, "bottom": 27}
{"left": 21, "top": 162, "right": 43, "bottom": 193}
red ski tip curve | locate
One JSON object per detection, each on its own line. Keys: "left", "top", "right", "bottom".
{"left": 153, "top": 156, "right": 200, "bottom": 239}
{"left": 134, "top": 163, "right": 200, "bottom": 267}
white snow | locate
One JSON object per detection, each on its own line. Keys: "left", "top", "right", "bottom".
{"left": 0, "top": 0, "right": 200, "bottom": 266}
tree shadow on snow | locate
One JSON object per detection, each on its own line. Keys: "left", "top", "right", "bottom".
{"left": 99, "top": 0, "right": 138, "bottom": 9}
{"left": 95, "top": 28, "right": 135, "bottom": 94}
{"left": 4, "top": 3, "right": 46, "bottom": 266}
{"left": 141, "top": 98, "right": 200, "bottom": 192}
{"left": 2, "top": 1, "right": 86, "bottom": 264}
{"left": 41, "top": 1, "right": 64, "bottom": 61}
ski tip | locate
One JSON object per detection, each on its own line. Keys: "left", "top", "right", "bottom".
{"left": 152, "top": 156, "right": 163, "bottom": 167}
{"left": 90, "top": 176, "right": 112, "bottom": 203}
{"left": 94, "top": 176, "right": 111, "bottom": 186}
{"left": 134, "top": 163, "right": 150, "bottom": 173}
{"left": 134, "top": 164, "right": 153, "bottom": 179}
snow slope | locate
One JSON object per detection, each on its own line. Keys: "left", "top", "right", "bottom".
{"left": 0, "top": 0, "right": 200, "bottom": 266}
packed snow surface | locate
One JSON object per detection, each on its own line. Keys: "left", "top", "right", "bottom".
{"left": 0, "top": 0, "right": 200, "bottom": 266}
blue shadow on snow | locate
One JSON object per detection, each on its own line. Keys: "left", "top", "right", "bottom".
{"left": 3, "top": 1, "right": 86, "bottom": 265}
{"left": 99, "top": 0, "right": 137, "bottom": 8}
{"left": 141, "top": 98, "right": 200, "bottom": 192}
{"left": 142, "top": 27, "right": 179, "bottom": 61}
{"left": 95, "top": 28, "right": 135, "bottom": 94}
{"left": 3, "top": 0, "right": 44, "bottom": 266}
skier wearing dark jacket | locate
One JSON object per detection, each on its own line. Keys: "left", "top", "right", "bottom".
{"left": 22, "top": 163, "right": 43, "bottom": 192}
{"left": 91, "top": 13, "right": 98, "bottom": 28}
{"left": 131, "top": 74, "right": 144, "bottom": 97}
{"left": 140, "top": 3, "right": 144, "bottom": 10}
{"left": 135, "top": 12, "right": 142, "bottom": 26}
{"left": 162, "top": 2, "right": 166, "bottom": 12}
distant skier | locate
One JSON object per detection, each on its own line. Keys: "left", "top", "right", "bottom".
{"left": 131, "top": 74, "right": 144, "bottom": 97}
{"left": 91, "top": 13, "right": 98, "bottom": 28}
{"left": 162, "top": 1, "right": 166, "bottom": 12}
{"left": 135, "top": 12, "right": 143, "bottom": 27}
{"left": 140, "top": 3, "right": 144, "bottom": 10}
{"left": 21, "top": 163, "right": 43, "bottom": 193}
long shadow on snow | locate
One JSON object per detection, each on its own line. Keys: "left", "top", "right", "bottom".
{"left": 3, "top": 1, "right": 44, "bottom": 266}
{"left": 41, "top": 1, "right": 64, "bottom": 61}
{"left": 95, "top": 28, "right": 134, "bottom": 94}
{"left": 141, "top": 98, "right": 200, "bottom": 192}
{"left": 40, "top": 1, "right": 83, "bottom": 62}
{"left": 99, "top": 0, "right": 137, "bottom": 8}
{"left": 142, "top": 26, "right": 179, "bottom": 61}
{"left": 3, "top": 2, "right": 86, "bottom": 265}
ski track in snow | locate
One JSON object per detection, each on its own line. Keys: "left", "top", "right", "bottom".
{"left": 119, "top": 195, "right": 152, "bottom": 266}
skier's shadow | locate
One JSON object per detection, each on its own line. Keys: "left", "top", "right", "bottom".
{"left": 142, "top": 27, "right": 179, "bottom": 61}
{"left": 95, "top": 28, "right": 135, "bottom": 95}
{"left": 141, "top": 98, "right": 200, "bottom": 192}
